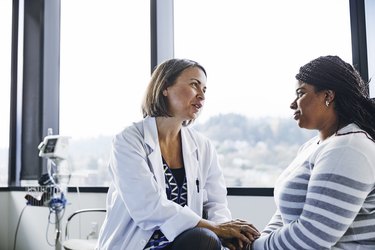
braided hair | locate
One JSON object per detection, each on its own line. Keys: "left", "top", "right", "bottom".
{"left": 295, "top": 55, "right": 375, "bottom": 140}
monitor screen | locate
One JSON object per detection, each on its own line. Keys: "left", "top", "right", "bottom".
{"left": 43, "top": 138, "right": 58, "bottom": 154}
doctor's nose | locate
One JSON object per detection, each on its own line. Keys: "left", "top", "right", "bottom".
{"left": 197, "top": 90, "right": 205, "bottom": 100}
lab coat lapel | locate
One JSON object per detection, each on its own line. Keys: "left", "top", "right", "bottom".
{"left": 181, "top": 128, "right": 200, "bottom": 210}
{"left": 143, "top": 117, "right": 165, "bottom": 190}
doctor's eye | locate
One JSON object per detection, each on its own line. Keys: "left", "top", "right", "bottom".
{"left": 191, "top": 82, "right": 198, "bottom": 88}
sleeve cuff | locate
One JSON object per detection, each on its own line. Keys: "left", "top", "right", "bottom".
{"left": 252, "top": 236, "right": 266, "bottom": 250}
{"left": 160, "top": 206, "right": 201, "bottom": 241}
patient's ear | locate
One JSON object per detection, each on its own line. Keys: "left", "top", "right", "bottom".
{"left": 325, "top": 90, "right": 335, "bottom": 102}
{"left": 163, "top": 89, "right": 168, "bottom": 97}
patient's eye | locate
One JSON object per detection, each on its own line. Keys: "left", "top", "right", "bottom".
{"left": 296, "top": 90, "right": 305, "bottom": 98}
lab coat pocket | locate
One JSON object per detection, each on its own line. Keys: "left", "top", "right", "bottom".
{"left": 192, "top": 185, "right": 205, "bottom": 217}
{"left": 202, "top": 189, "right": 208, "bottom": 204}
{"left": 201, "top": 189, "right": 208, "bottom": 219}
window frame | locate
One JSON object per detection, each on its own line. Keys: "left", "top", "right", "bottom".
{"left": 9, "top": 0, "right": 60, "bottom": 186}
{"left": 350, "top": 0, "right": 369, "bottom": 83}
{"left": 6, "top": 0, "right": 370, "bottom": 196}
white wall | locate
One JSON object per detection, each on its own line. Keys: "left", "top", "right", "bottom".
{"left": 228, "top": 196, "right": 276, "bottom": 231}
{"left": 2, "top": 191, "right": 275, "bottom": 250}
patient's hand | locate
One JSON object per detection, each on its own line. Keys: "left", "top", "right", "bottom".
{"left": 218, "top": 219, "right": 259, "bottom": 249}
{"left": 198, "top": 219, "right": 259, "bottom": 250}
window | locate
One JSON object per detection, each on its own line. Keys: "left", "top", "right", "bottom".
{"left": 0, "top": 0, "right": 12, "bottom": 186}
{"left": 366, "top": 0, "right": 375, "bottom": 97}
{"left": 60, "top": 0, "right": 150, "bottom": 186}
{"left": 174, "top": 0, "right": 352, "bottom": 187}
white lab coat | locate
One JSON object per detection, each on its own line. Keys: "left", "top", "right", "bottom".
{"left": 97, "top": 117, "right": 231, "bottom": 250}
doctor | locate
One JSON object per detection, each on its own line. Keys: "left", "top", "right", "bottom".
{"left": 97, "top": 58, "right": 259, "bottom": 250}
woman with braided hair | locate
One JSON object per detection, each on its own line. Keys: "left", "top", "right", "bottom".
{"left": 249, "top": 55, "right": 375, "bottom": 250}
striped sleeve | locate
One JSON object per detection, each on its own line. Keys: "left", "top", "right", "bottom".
{"left": 261, "top": 210, "right": 283, "bottom": 235}
{"left": 253, "top": 145, "right": 375, "bottom": 250}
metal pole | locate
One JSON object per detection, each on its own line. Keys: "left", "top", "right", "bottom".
{"left": 55, "top": 208, "right": 62, "bottom": 250}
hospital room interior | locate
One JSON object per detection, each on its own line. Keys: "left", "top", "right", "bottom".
{"left": 1, "top": 0, "right": 374, "bottom": 249}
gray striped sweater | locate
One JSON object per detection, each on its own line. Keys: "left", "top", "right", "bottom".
{"left": 253, "top": 123, "right": 375, "bottom": 250}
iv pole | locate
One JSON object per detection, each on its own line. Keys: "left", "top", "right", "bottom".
{"left": 49, "top": 157, "right": 64, "bottom": 250}
{"left": 36, "top": 129, "right": 70, "bottom": 250}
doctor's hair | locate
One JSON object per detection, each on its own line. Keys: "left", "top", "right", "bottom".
{"left": 296, "top": 55, "right": 375, "bottom": 141}
{"left": 142, "top": 58, "right": 207, "bottom": 126}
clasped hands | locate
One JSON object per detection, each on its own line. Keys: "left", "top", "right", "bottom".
{"left": 213, "top": 219, "right": 260, "bottom": 250}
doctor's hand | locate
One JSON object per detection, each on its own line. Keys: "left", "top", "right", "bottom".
{"left": 217, "top": 219, "right": 260, "bottom": 250}
{"left": 197, "top": 219, "right": 260, "bottom": 250}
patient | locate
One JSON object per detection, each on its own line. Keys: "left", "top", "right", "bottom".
{"left": 249, "top": 55, "right": 375, "bottom": 249}
{"left": 96, "top": 58, "right": 259, "bottom": 250}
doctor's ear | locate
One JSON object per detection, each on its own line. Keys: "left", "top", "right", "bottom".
{"left": 163, "top": 89, "right": 168, "bottom": 97}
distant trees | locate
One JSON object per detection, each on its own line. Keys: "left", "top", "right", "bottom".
{"left": 64, "top": 113, "right": 316, "bottom": 187}
{"left": 193, "top": 113, "right": 315, "bottom": 145}
{"left": 193, "top": 114, "right": 316, "bottom": 187}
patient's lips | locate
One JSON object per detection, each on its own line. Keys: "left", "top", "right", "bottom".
{"left": 293, "top": 111, "right": 301, "bottom": 120}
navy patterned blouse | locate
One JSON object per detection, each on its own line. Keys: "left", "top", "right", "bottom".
{"left": 143, "top": 158, "right": 187, "bottom": 250}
